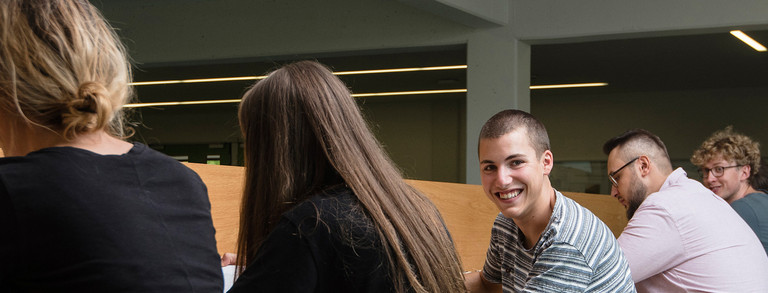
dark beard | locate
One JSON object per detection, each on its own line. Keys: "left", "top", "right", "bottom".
{"left": 626, "top": 175, "right": 647, "bottom": 220}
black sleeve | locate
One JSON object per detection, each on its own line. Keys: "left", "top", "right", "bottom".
{"left": 0, "top": 179, "right": 17, "bottom": 287}
{"left": 228, "top": 217, "right": 319, "bottom": 293}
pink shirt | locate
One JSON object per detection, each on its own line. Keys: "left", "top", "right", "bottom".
{"left": 618, "top": 168, "right": 768, "bottom": 292}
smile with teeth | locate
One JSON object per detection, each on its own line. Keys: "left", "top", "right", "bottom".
{"left": 498, "top": 190, "right": 521, "bottom": 200}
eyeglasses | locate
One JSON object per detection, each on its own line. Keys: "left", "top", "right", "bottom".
{"left": 699, "top": 165, "right": 741, "bottom": 178}
{"left": 609, "top": 157, "right": 639, "bottom": 187}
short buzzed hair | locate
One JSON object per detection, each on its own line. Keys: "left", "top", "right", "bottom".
{"left": 603, "top": 129, "right": 673, "bottom": 172}
{"left": 479, "top": 109, "right": 550, "bottom": 156}
{"left": 690, "top": 126, "right": 761, "bottom": 176}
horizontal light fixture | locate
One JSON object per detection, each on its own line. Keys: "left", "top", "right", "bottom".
{"left": 529, "top": 82, "right": 608, "bottom": 90}
{"left": 123, "top": 99, "right": 242, "bottom": 108}
{"left": 129, "top": 65, "right": 468, "bottom": 86}
{"left": 730, "top": 30, "right": 767, "bottom": 52}
{"left": 131, "top": 76, "right": 265, "bottom": 86}
{"left": 335, "top": 65, "right": 467, "bottom": 76}
{"left": 122, "top": 89, "right": 468, "bottom": 108}
{"left": 352, "top": 89, "right": 466, "bottom": 97}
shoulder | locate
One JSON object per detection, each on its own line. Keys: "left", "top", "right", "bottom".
{"left": 553, "top": 192, "right": 628, "bottom": 266}
{"left": 736, "top": 192, "right": 768, "bottom": 205}
{"left": 491, "top": 213, "right": 517, "bottom": 236}
{"left": 0, "top": 156, "right": 33, "bottom": 177}
{"left": 541, "top": 241, "right": 588, "bottom": 263}
{"left": 554, "top": 192, "right": 610, "bottom": 240}
{"left": 731, "top": 196, "right": 753, "bottom": 209}
{"left": 128, "top": 143, "right": 188, "bottom": 167}
{"left": 287, "top": 186, "right": 356, "bottom": 213}
{"left": 0, "top": 149, "right": 69, "bottom": 185}
{"left": 282, "top": 186, "right": 364, "bottom": 229}
{"left": 531, "top": 242, "right": 593, "bottom": 289}
{"left": 127, "top": 143, "right": 204, "bottom": 181}
{"left": 642, "top": 175, "right": 732, "bottom": 221}
{"left": 731, "top": 193, "right": 767, "bottom": 216}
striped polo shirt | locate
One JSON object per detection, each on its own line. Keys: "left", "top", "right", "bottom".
{"left": 483, "top": 190, "right": 635, "bottom": 292}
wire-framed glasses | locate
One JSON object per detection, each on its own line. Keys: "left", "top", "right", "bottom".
{"left": 609, "top": 157, "right": 639, "bottom": 187}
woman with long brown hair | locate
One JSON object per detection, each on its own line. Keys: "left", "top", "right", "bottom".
{"left": 0, "top": 1, "right": 222, "bottom": 291}
{"left": 229, "top": 60, "right": 465, "bottom": 292}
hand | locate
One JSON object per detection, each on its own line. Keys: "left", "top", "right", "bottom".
{"left": 220, "top": 252, "right": 237, "bottom": 267}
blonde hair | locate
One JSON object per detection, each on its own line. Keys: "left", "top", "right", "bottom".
{"left": 691, "top": 126, "right": 761, "bottom": 176}
{"left": 0, "top": 0, "right": 132, "bottom": 140}
{"left": 236, "top": 61, "right": 466, "bottom": 292}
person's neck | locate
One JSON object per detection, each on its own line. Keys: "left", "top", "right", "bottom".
{"left": 731, "top": 184, "right": 761, "bottom": 203}
{"left": 647, "top": 168, "right": 674, "bottom": 194}
{"left": 5, "top": 126, "right": 131, "bottom": 157}
{"left": 2, "top": 125, "right": 62, "bottom": 156}
{"left": 516, "top": 185, "right": 556, "bottom": 250}
{"left": 55, "top": 131, "right": 133, "bottom": 155}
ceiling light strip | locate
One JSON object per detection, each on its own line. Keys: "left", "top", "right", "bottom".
{"left": 730, "top": 30, "right": 767, "bottom": 52}
{"left": 130, "top": 76, "right": 267, "bottom": 86}
{"left": 352, "top": 89, "right": 467, "bottom": 97}
{"left": 129, "top": 65, "right": 468, "bottom": 86}
{"left": 122, "top": 89, "right": 468, "bottom": 108}
{"left": 123, "top": 99, "right": 242, "bottom": 108}
{"left": 529, "top": 82, "right": 608, "bottom": 90}
{"left": 334, "top": 65, "right": 468, "bottom": 76}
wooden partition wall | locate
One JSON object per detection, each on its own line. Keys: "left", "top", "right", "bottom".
{"left": 184, "top": 163, "right": 627, "bottom": 271}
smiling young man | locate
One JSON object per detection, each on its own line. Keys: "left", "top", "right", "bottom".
{"left": 464, "top": 110, "right": 634, "bottom": 293}
{"left": 604, "top": 129, "right": 768, "bottom": 292}
{"left": 690, "top": 126, "right": 768, "bottom": 254}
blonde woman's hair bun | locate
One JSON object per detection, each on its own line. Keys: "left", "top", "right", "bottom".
{"left": 61, "top": 82, "right": 113, "bottom": 139}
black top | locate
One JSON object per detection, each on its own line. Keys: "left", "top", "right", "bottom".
{"left": 0, "top": 143, "right": 222, "bottom": 292}
{"left": 228, "top": 186, "right": 405, "bottom": 293}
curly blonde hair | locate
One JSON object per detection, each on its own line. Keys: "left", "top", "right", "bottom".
{"left": 0, "top": 0, "right": 133, "bottom": 140}
{"left": 691, "top": 126, "right": 761, "bottom": 176}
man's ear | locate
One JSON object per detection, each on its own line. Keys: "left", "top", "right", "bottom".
{"left": 541, "top": 150, "right": 554, "bottom": 175}
{"left": 637, "top": 155, "right": 652, "bottom": 177}
{"left": 740, "top": 165, "right": 752, "bottom": 181}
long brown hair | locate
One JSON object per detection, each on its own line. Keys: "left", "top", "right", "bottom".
{"left": 236, "top": 61, "right": 465, "bottom": 292}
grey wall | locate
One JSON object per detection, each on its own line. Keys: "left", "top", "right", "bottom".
{"left": 96, "top": 0, "right": 473, "bottom": 64}
{"left": 509, "top": 0, "right": 768, "bottom": 42}
{"left": 94, "top": 0, "right": 768, "bottom": 184}
{"left": 536, "top": 86, "right": 768, "bottom": 162}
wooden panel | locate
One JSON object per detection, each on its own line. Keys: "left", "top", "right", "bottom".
{"left": 184, "top": 163, "right": 244, "bottom": 256}
{"left": 185, "top": 163, "right": 628, "bottom": 271}
{"left": 405, "top": 179, "right": 497, "bottom": 271}
{"left": 565, "top": 192, "right": 628, "bottom": 238}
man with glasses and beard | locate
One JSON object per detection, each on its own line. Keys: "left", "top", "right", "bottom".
{"left": 604, "top": 129, "right": 768, "bottom": 292}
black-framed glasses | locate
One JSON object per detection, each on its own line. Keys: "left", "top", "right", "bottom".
{"left": 699, "top": 165, "right": 741, "bottom": 178}
{"left": 609, "top": 157, "right": 639, "bottom": 187}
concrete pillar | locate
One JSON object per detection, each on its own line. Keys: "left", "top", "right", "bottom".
{"left": 465, "top": 31, "right": 530, "bottom": 184}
